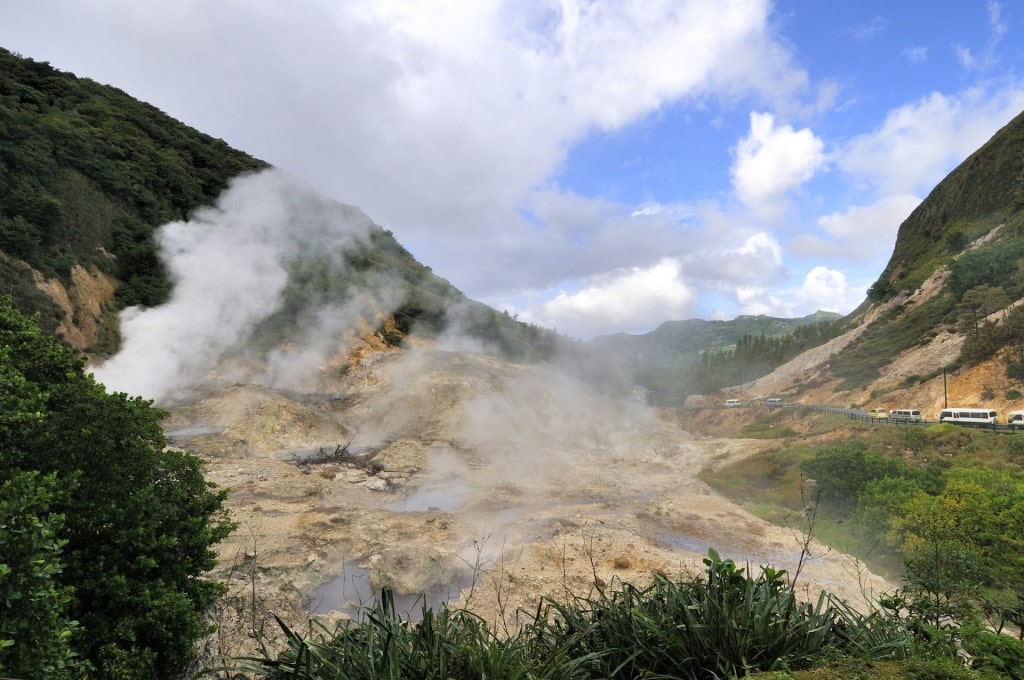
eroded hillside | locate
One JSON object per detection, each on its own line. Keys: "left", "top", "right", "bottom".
{"left": 690, "top": 221, "right": 1024, "bottom": 423}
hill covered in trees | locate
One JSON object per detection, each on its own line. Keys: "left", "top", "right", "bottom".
{"left": 0, "top": 47, "right": 561, "bottom": 363}
{"left": 581, "top": 312, "right": 845, "bottom": 405}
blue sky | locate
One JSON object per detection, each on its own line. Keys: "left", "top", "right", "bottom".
{"left": 3, "top": 1, "right": 1024, "bottom": 339}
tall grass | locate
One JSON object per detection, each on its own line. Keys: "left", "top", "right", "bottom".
{"left": 221, "top": 550, "right": 910, "bottom": 679}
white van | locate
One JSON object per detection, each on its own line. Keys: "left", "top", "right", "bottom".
{"left": 724, "top": 399, "right": 742, "bottom": 408}
{"left": 1008, "top": 410, "right": 1024, "bottom": 430}
{"left": 764, "top": 398, "right": 783, "bottom": 408}
{"left": 891, "top": 409, "right": 922, "bottom": 423}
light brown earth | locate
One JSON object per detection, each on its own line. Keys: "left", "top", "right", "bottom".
{"left": 161, "top": 345, "right": 897, "bottom": 663}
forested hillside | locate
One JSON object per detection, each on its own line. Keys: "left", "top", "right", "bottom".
{"left": 0, "top": 47, "right": 265, "bottom": 332}
{"left": 0, "top": 47, "right": 561, "bottom": 362}
{"left": 582, "top": 312, "right": 845, "bottom": 405}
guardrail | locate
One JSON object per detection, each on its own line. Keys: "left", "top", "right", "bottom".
{"left": 700, "top": 403, "right": 1012, "bottom": 432}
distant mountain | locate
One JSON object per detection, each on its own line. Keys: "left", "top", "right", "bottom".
{"left": 718, "top": 107, "right": 1024, "bottom": 414}
{"left": 0, "top": 47, "right": 561, "bottom": 362}
{"left": 573, "top": 311, "right": 844, "bottom": 405}
{"left": 589, "top": 311, "right": 842, "bottom": 364}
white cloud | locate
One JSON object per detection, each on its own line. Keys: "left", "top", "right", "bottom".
{"left": 734, "top": 286, "right": 786, "bottom": 317}
{"left": 540, "top": 259, "right": 696, "bottom": 338}
{"left": 901, "top": 46, "right": 928, "bottom": 63}
{"left": 794, "top": 266, "right": 856, "bottom": 314}
{"left": 790, "top": 193, "right": 921, "bottom": 262}
{"left": 958, "top": 2, "right": 1007, "bottom": 71}
{"left": 838, "top": 87, "right": 1024, "bottom": 195}
{"left": 731, "top": 112, "right": 825, "bottom": 219}
{"left": 683, "top": 231, "right": 785, "bottom": 285}
{"left": 850, "top": 16, "right": 887, "bottom": 41}
{"left": 732, "top": 267, "right": 860, "bottom": 318}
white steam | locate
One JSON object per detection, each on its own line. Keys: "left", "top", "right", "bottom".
{"left": 92, "top": 169, "right": 391, "bottom": 403}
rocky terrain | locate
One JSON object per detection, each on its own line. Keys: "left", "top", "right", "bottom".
{"left": 155, "top": 341, "right": 897, "bottom": 662}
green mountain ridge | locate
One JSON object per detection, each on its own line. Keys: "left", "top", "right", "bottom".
{"left": 590, "top": 311, "right": 842, "bottom": 361}
{"left": 0, "top": 47, "right": 559, "bottom": 363}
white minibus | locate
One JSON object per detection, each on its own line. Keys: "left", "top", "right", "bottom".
{"left": 938, "top": 408, "right": 997, "bottom": 427}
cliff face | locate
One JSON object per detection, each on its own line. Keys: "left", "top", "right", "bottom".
{"left": 31, "top": 263, "right": 120, "bottom": 353}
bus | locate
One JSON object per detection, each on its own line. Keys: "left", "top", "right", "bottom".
{"left": 938, "top": 408, "right": 998, "bottom": 427}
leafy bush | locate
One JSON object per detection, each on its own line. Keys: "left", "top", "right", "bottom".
{"left": 962, "top": 628, "right": 1024, "bottom": 679}
{"left": 0, "top": 471, "right": 88, "bottom": 679}
{"left": 230, "top": 550, "right": 911, "bottom": 680}
{"left": 0, "top": 298, "right": 235, "bottom": 678}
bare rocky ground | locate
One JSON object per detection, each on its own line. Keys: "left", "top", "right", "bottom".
{"left": 163, "top": 345, "right": 897, "bottom": 664}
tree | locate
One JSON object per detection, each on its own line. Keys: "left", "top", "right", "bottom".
{"left": 887, "top": 470, "right": 1024, "bottom": 631}
{"left": 0, "top": 297, "right": 235, "bottom": 679}
{"left": 0, "top": 470, "right": 87, "bottom": 679}
{"left": 800, "top": 441, "right": 912, "bottom": 515}
{"left": 958, "top": 285, "right": 1010, "bottom": 340}
{"left": 890, "top": 490, "right": 983, "bottom": 627}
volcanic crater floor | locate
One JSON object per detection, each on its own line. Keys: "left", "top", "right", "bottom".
{"left": 164, "top": 348, "right": 894, "bottom": 661}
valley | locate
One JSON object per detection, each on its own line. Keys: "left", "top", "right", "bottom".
{"left": 166, "top": 345, "right": 897, "bottom": 662}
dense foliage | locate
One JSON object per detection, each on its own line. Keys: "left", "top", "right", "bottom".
{"left": 0, "top": 298, "right": 235, "bottom": 678}
{"left": 709, "top": 421, "right": 1024, "bottom": 642}
{"left": 697, "top": 416, "right": 1024, "bottom": 677}
{"left": 0, "top": 47, "right": 266, "bottom": 324}
{"left": 227, "top": 550, "right": 914, "bottom": 680}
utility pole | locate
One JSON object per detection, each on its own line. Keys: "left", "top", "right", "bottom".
{"left": 943, "top": 367, "right": 948, "bottom": 408}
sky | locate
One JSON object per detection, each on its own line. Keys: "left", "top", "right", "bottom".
{"left": 3, "top": 1, "right": 1024, "bottom": 340}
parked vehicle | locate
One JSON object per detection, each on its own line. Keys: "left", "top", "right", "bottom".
{"left": 891, "top": 408, "right": 922, "bottom": 423}
{"left": 724, "top": 399, "right": 742, "bottom": 407}
{"left": 1008, "top": 410, "right": 1024, "bottom": 430}
{"left": 938, "top": 408, "right": 998, "bottom": 427}
{"left": 869, "top": 408, "right": 889, "bottom": 420}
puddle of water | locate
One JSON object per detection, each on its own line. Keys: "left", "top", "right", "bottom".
{"left": 653, "top": 532, "right": 716, "bottom": 556}
{"left": 164, "top": 425, "right": 225, "bottom": 438}
{"left": 309, "top": 560, "right": 473, "bottom": 622}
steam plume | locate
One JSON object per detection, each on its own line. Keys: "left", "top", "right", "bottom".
{"left": 92, "top": 169, "right": 393, "bottom": 403}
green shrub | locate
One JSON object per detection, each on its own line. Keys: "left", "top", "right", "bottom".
{"left": 963, "top": 628, "right": 1024, "bottom": 679}
{"left": 0, "top": 298, "right": 235, "bottom": 678}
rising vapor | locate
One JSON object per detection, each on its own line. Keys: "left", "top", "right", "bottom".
{"left": 92, "top": 169, "right": 399, "bottom": 403}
